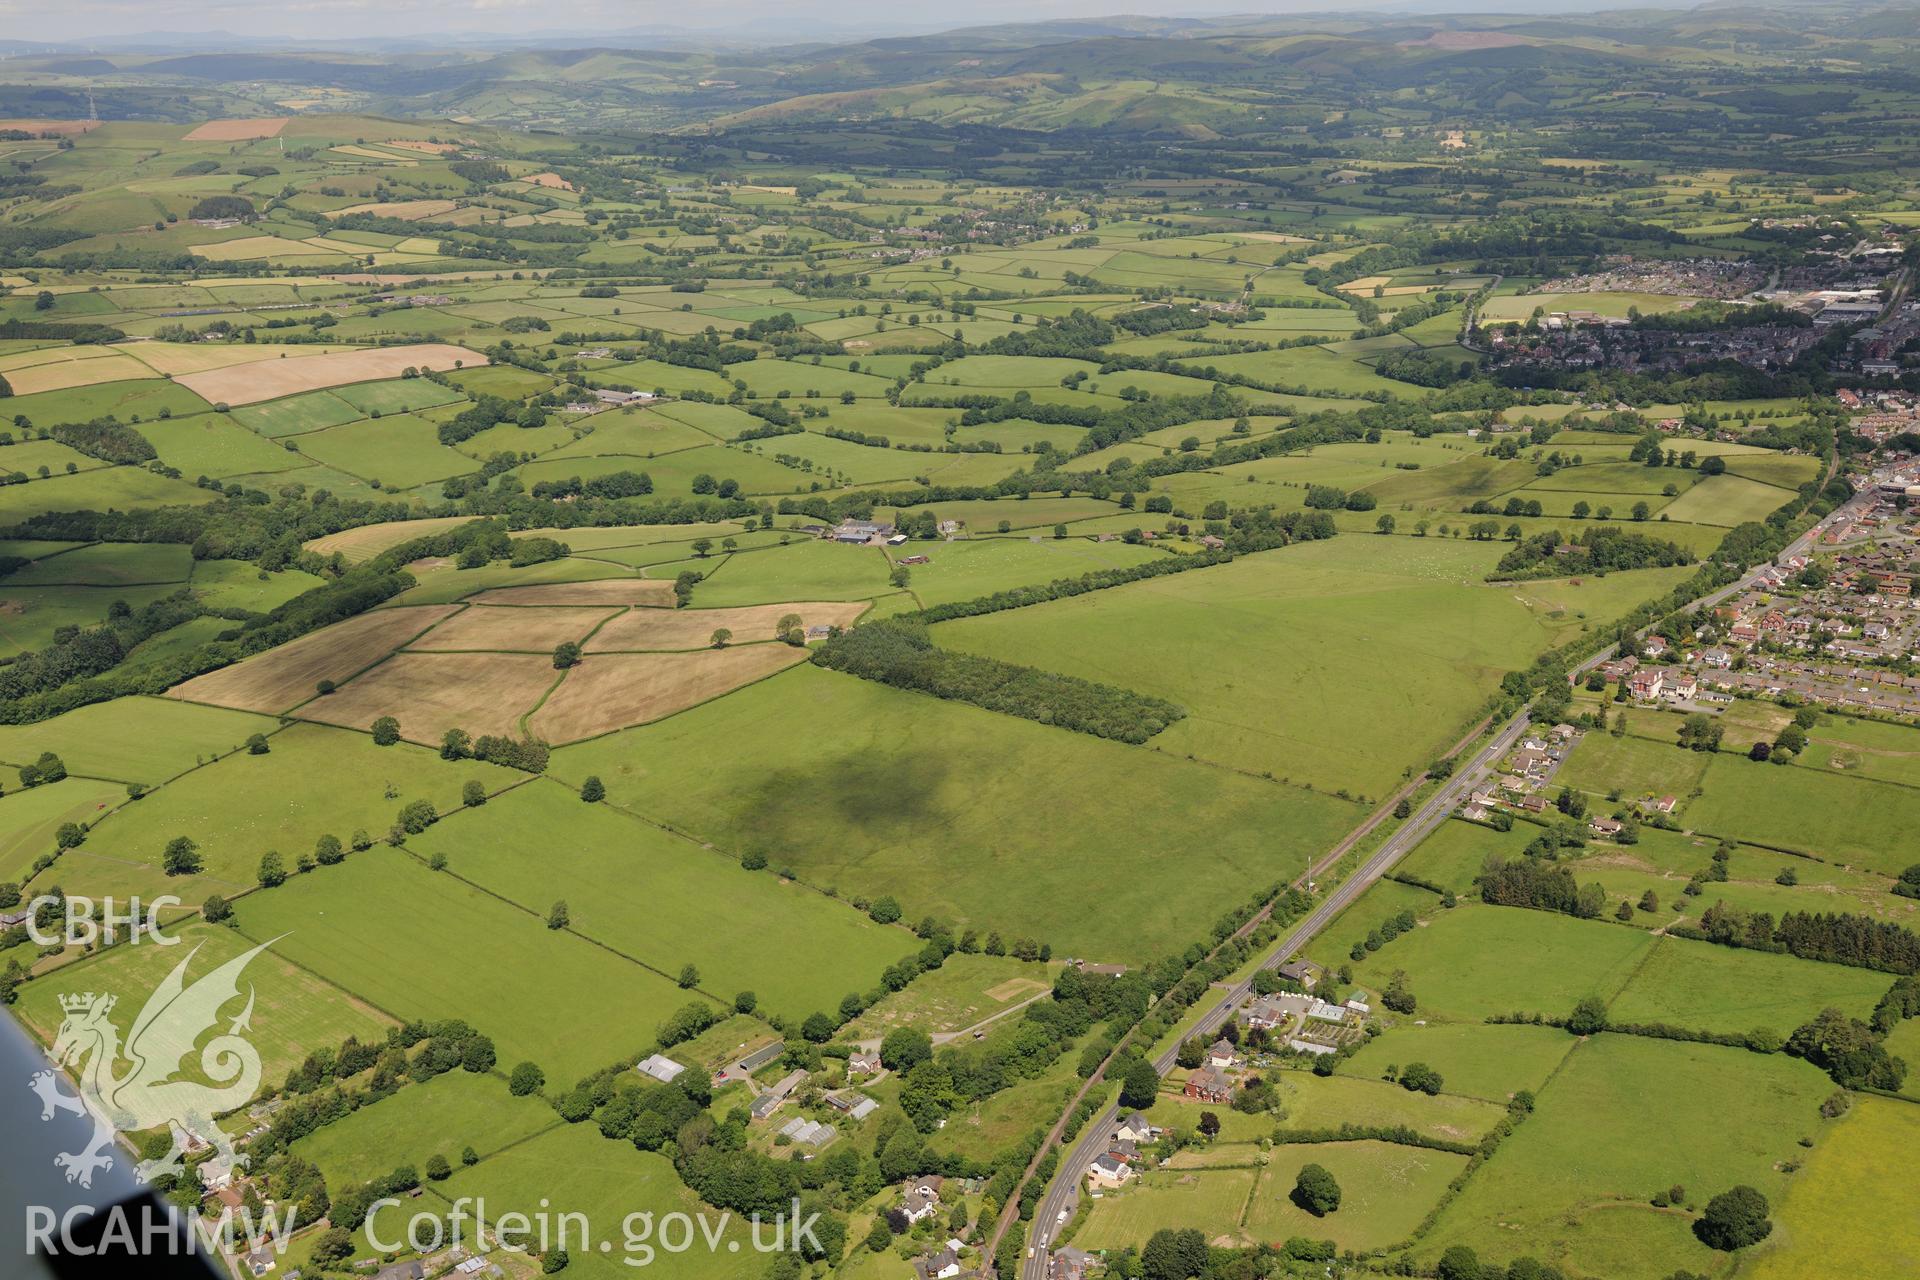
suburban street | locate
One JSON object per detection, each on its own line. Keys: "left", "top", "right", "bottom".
{"left": 1019, "top": 488, "right": 1861, "bottom": 1278}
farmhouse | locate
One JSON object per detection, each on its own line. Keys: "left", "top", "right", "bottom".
{"left": 1185, "top": 1065, "right": 1233, "bottom": 1103}
{"left": 848, "top": 1049, "right": 882, "bottom": 1075}
{"left": 901, "top": 1176, "right": 945, "bottom": 1222}
{"left": 635, "top": 1053, "right": 686, "bottom": 1084}
{"left": 750, "top": 1070, "right": 807, "bottom": 1121}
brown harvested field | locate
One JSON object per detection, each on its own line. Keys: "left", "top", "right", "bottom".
{"left": 167, "top": 605, "right": 458, "bottom": 714}
{"left": 0, "top": 120, "right": 100, "bottom": 136}
{"left": 468, "top": 579, "right": 676, "bottom": 608}
{"left": 124, "top": 342, "right": 345, "bottom": 376}
{"left": 304, "top": 516, "right": 477, "bottom": 564}
{"left": 184, "top": 118, "right": 290, "bottom": 141}
{"left": 1, "top": 352, "right": 153, "bottom": 396}
{"left": 585, "top": 601, "right": 866, "bottom": 652}
{"left": 523, "top": 172, "right": 574, "bottom": 190}
{"left": 296, "top": 652, "right": 557, "bottom": 743}
{"left": 529, "top": 647, "right": 806, "bottom": 742}
{"left": 383, "top": 140, "right": 461, "bottom": 154}
{"left": 407, "top": 605, "right": 619, "bottom": 653}
{"left": 324, "top": 199, "right": 460, "bottom": 221}
{"left": 174, "top": 343, "right": 487, "bottom": 406}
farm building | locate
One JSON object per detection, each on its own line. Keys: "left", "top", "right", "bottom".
{"left": 635, "top": 1053, "right": 686, "bottom": 1084}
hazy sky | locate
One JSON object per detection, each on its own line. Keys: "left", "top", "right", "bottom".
{"left": 2, "top": 0, "right": 1666, "bottom": 46}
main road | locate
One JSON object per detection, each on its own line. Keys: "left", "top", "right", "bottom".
{"left": 1020, "top": 483, "right": 1863, "bottom": 1277}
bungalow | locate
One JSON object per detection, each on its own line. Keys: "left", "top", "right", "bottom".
{"left": 1185, "top": 1065, "right": 1232, "bottom": 1103}
{"left": 635, "top": 1054, "right": 686, "bottom": 1085}
{"left": 1461, "top": 803, "right": 1491, "bottom": 823}
{"left": 1275, "top": 960, "right": 1318, "bottom": 990}
{"left": 1589, "top": 816, "right": 1624, "bottom": 837}
{"left": 1087, "top": 1154, "right": 1134, "bottom": 1190}
{"left": 1513, "top": 748, "right": 1549, "bottom": 776}
{"left": 1519, "top": 794, "right": 1549, "bottom": 814}
{"left": 1642, "top": 795, "right": 1678, "bottom": 814}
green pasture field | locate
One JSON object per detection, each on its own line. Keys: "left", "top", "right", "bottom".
{"left": 79, "top": 723, "right": 525, "bottom": 895}
{"left": 746, "top": 433, "right": 922, "bottom": 486}
{"left": 235, "top": 847, "right": 707, "bottom": 1085}
{"left": 1308, "top": 879, "right": 1439, "bottom": 970}
{"left": 1522, "top": 462, "right": 1693, "bottom": 495}
{"left": 1718, "top": 452, "right": 1820, "bottom": 489}
{"left": 1339, "top": 1023, "right": 1574, "bottom": 1103}
{"left": 728, "top": 357, "right": 895, "bottom": 399}
{"left": 137, "top": 412, "right": 308, "bottom": 479}
{"left": 445, "top": 365, "right": 552, "bottom": 400}
{"left": 453, "top": 419, "right": 575, "bottom": 458}
{"left": 430, "top": 1124, "right": 745, "bottom": 1280}
{"left": 187, "top": 559, "right": 326, "bottom": 613}
{"left": 1605, "top": 934, "right": 1888, "bottom": 1036}
{"left": 1074, "top": 1167, "right": 1258, "bottom": 1250}
{"left": 1346, "top": 903, "right": 1653, "bottom": 1023}
{"left": 412, "top": 781, "right": 915, "bottom": 1025}
{"left": 549, "top": 410, "right": 716, "bottom": 458}
{"left": 687, "top": 539, "right": 897, "bottom": 606}
{"left": 593, "top": 359, "right": 733, "bottom": 398}
{"left": 890, "top": 496, "right": 1120, "bottom": 533}
{"left": 550, "top": 664, "right": 1363, "bottom": 963}
{"left": 0, "top": 378, "right": 211, "bottom": 424}
{"left": 844, "top": 953, "right": 1058, "bottom": 1039}
{"left": 288, "top": 1068, "right": 557, "bottom": 1187}
{"left": 296, "top": 413, "right": 478, "bottom": 488}
{"left": 891, "top": 537, "right": 1161, "bottom": 608}
{"left": 0, "top": 583, "right": 183, "bottom": 656}
{"left": 0, "top": 467, "right": 215, "bottom": 527}
{"left": 0, "top": 776, "right": 131, "bottom": 882}
{"left": 1558, "top": 729, "right": 1712, "bottom": 804}
{"left": 1392, "top": 818, "right": 1532, "bottom": 895}
{"left": 516, "top": 444, "right": 807, "bottom": 498}
{"left": 1241, "top": 1141, "right": 1469, "bottom": 1252}
{"left": 13, "top": 920, "right": 393, "bottom": 1097}
{"left": 1686, "top": 754, "right": 1920, "bottom": 872}
{"left": 1171, "top": 346, "right": 1410, "bottom": 399}
{"left": 231, "top": 391, "right": 366, "bottom": 437}
{"left": 1479, "top": 291, "right": 1705, "bottom": 321}
{"left": 1416, "top": 1034, "right": 1831, "bottom": 1279}
{"left": 1743, "top": 1097, "right": 1920, "bottom": 1279}
{"left": 1278, "top": 1072, "right": 1509, "bottom": 1144}
{"left": 384, "top": 555, "right": 627, "bottom": 607}
{"left": 1796, "top": 713, "right": 1920, "bottom": 789}
{"left": 1656, "top": 473, "right": 1794, "bottom": 525}
{"left": 938, "top": 537, "right": 1629, "bottom": 800}
{"left": 0, "top": 695, "right": 279, "bottom": 784}
{"left": 0, "top": 439, "right": 107, "bottom": 476}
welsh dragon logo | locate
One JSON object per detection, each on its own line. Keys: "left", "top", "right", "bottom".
{"left": 29, "top": 939, "right": 275, "bottom": 1189}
